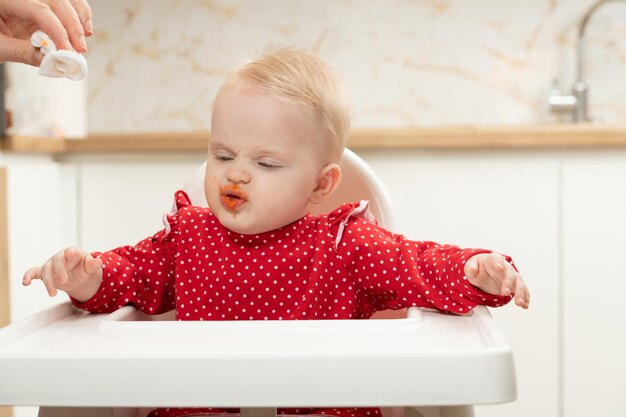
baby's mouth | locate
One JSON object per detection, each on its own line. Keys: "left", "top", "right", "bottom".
{"left": 219, "top": 184, "right": 248, "bottom": 211}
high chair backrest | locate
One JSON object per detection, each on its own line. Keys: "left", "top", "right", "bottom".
{"left": 182, "top": 148, "right": 395, "bottom": 230}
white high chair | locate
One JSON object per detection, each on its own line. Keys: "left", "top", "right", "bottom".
{"left": 0, "top": 149, "right": 517, "bottom": 417}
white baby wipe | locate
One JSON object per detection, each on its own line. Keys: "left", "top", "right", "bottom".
{"left": 30, "top": 30, "right": 87, "bottom": 81}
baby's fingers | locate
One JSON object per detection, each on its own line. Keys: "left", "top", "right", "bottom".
{"left": 494, "top": 259, "right": 530, "bottom": 308}
{"left": 463, "top": 256, "right": 479, "bottom": 278}
{"left": 483, "top": 254, "right": 510, "bottom": 294}
{"left": 51, "top": 253, "right": 70, "bottom": 288}
{"left": 84, "top": 253, "right": 102, "bottom": 274}
{"left": 22, "top": 266, "right": 42, "bottom": 286}
{"left": 23, "top": 264, "right": 58, "bottom": 296}
{"left": 39, "top": 262, "right": 58, "bottom": 297}
{"left": 514, "top": 275, "right": 530, "bottom": 309}
{"left": 496, "top": 263, "right": 518, "bottom": 297}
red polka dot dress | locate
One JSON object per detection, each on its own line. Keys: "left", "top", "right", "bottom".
{"left": 72, "top": 191, "right": 513, "bottom": 417}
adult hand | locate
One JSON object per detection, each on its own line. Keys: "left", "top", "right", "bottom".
{"left": 0, "top": 0, "right": 92, "bottom": 66}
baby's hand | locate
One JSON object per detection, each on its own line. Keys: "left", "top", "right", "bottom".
{"left": 22, "top": 247, "right": 103, "bottom": 302}
{"left": 464, "top": 252, "right": 530, "bottom": 309}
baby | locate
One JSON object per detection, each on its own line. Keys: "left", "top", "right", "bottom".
{"left": 24, "top": 48, "right": 529, "bottom": 417}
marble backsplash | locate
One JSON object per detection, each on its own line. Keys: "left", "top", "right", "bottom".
{"left": 12, "top": 0, "right": 626, "bottom": 136}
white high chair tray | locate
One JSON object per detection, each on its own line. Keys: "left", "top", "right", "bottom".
{"left": 0, "top": 302, "right": 515, "bottom": 408}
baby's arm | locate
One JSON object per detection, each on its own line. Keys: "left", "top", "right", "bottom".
{"left": 334, "top": 214, "right": 527, "bottom": 314}
{"left": 23, "top": 192, "right": 192, "bottom": 315}
{"left": 465, "top": 252, "right": 529, "bottom": 309}
{"left": 22, "top": 247, "right": 103, "bottom": 302}
{"left": 23, "top": 232, "right": 177, "bottom": 314}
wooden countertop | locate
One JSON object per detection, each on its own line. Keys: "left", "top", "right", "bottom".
{"left": 2, "top": 125, "right": 626, "bottom": 154}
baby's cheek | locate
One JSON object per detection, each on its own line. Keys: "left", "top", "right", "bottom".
{"left": 204, "top": 177, "right": 218, "bottom": 199}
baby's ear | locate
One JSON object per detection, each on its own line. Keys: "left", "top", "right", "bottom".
{"left": 309, "top": 163, "right": 342, "bottom": 205}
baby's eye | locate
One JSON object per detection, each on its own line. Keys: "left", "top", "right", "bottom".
{"left": 257, "top": 160, "right": 281, "bottom": 170}
{"left": 214, "top": 153, "right": 233, "bottom": 162}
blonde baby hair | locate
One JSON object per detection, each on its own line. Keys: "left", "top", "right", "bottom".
{"left": 215, "top": 47, "right": 351, "bottom": 162}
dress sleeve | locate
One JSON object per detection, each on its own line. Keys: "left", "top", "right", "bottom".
{"left": 70, "top": 191, "right": 191, "bottom": 315}
{"left": 329, "top": 201, "right": 514, "bottom": 315}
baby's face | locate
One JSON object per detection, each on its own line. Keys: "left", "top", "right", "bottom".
{"left": 205, "top": 83, "right": 328, "bottom": 235}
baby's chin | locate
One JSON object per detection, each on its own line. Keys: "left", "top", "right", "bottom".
{"left": 215, "top": 212, "right": 270, "bottom": 236}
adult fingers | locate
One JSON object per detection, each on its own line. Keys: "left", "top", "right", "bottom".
{"left": 9, "top": 0, "right": 72, "bottom": 50}
{"left": 0, "top": 34, "right": 43, "bottom": 65}
{"left": 0, "top": 17, "right": 12, "bottom": 36}
{"left": 68, "top": 0, "right": 92, "bottom": 36}
{"left": 42, "top": 0, "right": 86, "bottom": 52}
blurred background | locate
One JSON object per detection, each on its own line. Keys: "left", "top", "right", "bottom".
{"left": 1, "top": 1, "right": 626, "bottom": 417}
{"left": 6, "top": 0, "right": 626, "bottom": 134}
{"left": 85, "top": 0, "right": 626, "bottom": 128}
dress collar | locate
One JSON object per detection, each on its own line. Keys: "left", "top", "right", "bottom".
{"left": 220, "top": 214, "right": 313, "bottom": 246}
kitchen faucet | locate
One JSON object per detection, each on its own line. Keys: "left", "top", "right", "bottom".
{"left": 548, "top": 0, "right": 626, "bottom": 122}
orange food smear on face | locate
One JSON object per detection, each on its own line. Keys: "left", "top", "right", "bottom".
{"left": 219, "top": 184, "right": 247, "bottom": 210}
{"left": 223, "top": 196, "right": 239, "bottom": 209}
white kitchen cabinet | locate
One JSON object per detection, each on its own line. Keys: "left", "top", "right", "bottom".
{"left": 562, "top": 151, "right": 626, "bottom": 417}
{"left": 3, "top": 155, "right": 77, "bottom": 322}
{"left": 74, "top": 154, "right": 205, "bottom": 251}
{"left": 1, "top": 155, "right": 78, "bottom": 417}
{"left": 361, "top": 150, "right": 560, "bottom": 417}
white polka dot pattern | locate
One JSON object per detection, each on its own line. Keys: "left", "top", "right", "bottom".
{"left": 71, "top": 190, "right": 514, "bottom": 417}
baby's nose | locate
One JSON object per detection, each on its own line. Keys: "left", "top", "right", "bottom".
{"left": 226, "top": 164, "right": 251, "bottom": 184}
